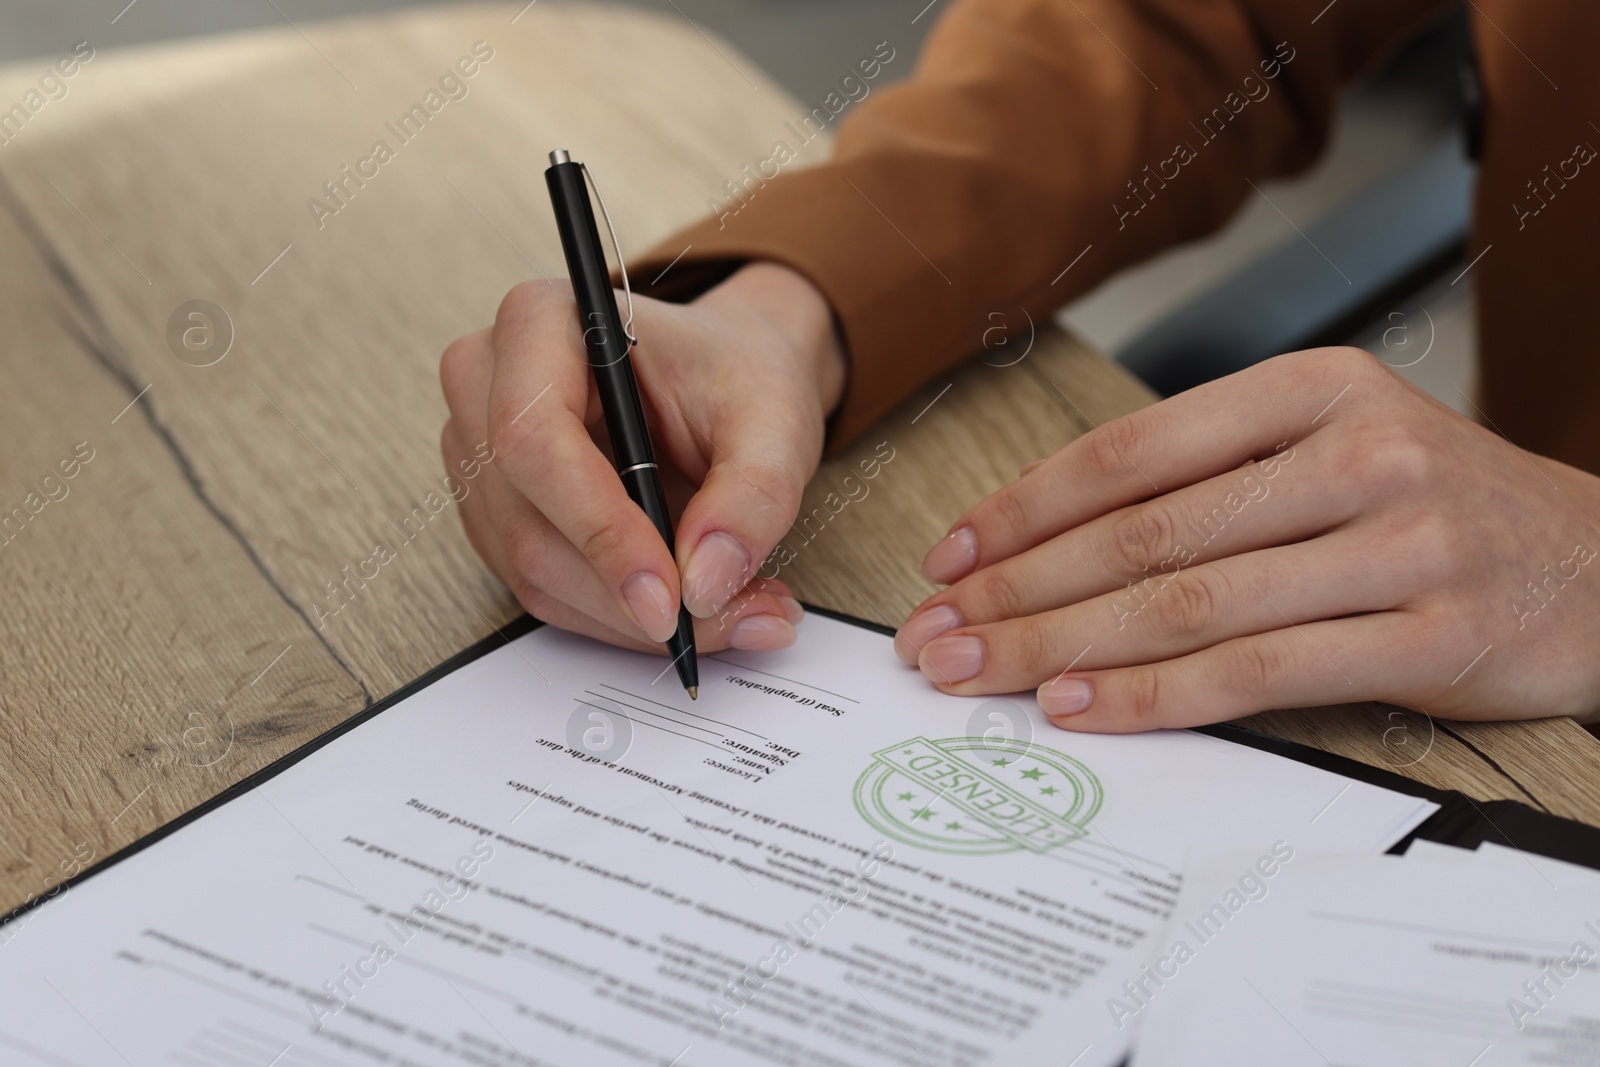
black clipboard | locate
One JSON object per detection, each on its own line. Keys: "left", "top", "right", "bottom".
{"left": 6, "top": 604, "right": 1599, "bottom": 931}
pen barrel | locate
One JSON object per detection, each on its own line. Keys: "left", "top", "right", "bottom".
{"left": 547, "top": 156, "right": 697, "bottom": 688}
{"left": 620, "top": 465, "right": 677, "bottom": 556}
{"left": 624, "top": 464, "right": 697, "bottom": 686}
{"left": 544, "top": 160, "right": 655, "bottom": 471}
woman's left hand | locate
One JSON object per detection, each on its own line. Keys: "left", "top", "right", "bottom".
{"left": 894, "top": 347, "right": 1600, "bottom": 732}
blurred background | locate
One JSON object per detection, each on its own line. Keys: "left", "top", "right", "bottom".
{"left": 4, "top": 0, "right": 1478, "bottom": 409}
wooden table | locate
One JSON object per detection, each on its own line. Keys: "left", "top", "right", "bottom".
{"left": 2, "top": 3, "right": 1596, "bottom": 917}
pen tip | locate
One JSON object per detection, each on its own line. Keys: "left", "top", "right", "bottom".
{"left": 687, "top": 686, "right": 698, "bottom": 701}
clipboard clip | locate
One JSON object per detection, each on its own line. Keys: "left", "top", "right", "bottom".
{"left": 550, "top": 149, "right": 637, "bottom": 347}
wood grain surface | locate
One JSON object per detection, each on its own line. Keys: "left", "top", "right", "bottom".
{"left": 1, "top": 2, "right": 1596, "bottom": 917}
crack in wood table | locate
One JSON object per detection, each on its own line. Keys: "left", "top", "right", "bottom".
{"left": 2, "top": 2, "right": 1596, "bottom": 917}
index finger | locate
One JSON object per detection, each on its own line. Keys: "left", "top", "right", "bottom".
{"left": 487, "top": 281, "right": 684, "bottom": 644}
{"left": 921, "top": 347, "right": 1377, "bottom": 584}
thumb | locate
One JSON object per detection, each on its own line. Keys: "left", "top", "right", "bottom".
{"left": 673, "top": 400, "right": 819, "bottom": 620}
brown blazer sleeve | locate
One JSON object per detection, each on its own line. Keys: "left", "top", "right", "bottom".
{"left": 633, "top": 0, "right": 1457, "bottom": 447}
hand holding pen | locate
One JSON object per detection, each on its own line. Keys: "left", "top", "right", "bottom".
{"left": 437, "top": 158, "right": 844, "bottom": 664}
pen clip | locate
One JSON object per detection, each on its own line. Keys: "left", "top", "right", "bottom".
{"left": 580, "top": 162, "right": 638, "bottom": 347}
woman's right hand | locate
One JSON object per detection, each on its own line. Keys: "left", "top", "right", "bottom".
{"left": 439, "top": 261, "right": 847, "bottom": 654}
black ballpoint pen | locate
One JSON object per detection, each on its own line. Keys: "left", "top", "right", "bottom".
{"left": 545, "top": 149, "right": 699, "bottom": 698}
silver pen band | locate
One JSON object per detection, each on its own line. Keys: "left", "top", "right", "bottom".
{"left": 617, "top": 462, "right": 658, "bottom": 476}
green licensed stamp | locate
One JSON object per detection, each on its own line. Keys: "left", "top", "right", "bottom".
{"left": 853, "top": 736, "right": 1102, "bottom": 856}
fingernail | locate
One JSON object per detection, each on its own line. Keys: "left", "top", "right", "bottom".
{"left": 919, "top": 634, "right": 983, "bottom": 684}
{"left": 1020, "top": 459, "right": 1045, "bottom": 477}
{"left": 623, "top": 571, "right": 678, "bottom": 643}
{"left": 1039, "top": 677, "right": 1094, "bottom": 716}
{"left": 729, "top": 614, "right": 796, "bottom": 651}
{"left": 683, "top": 531, "right": 751, "bottom": 618}
{"left": 922, "top": 527, "right": 977, "bottom": 584}
{"left": 777, "top": 595, "right": 805, "bottom": 625}
{"left": 894, "top": 604, "right": 962, "bottom": 665}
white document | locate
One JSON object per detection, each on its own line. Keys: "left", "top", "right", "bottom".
{"left": 1131, "top": 849, "right": 1600, "bottom": 1066}
{"left": 0, "top": 612, "right": 1436, "bottom": 1067}
{"left": 1404, "top": 839, "right": 1482, "bottom": 864}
